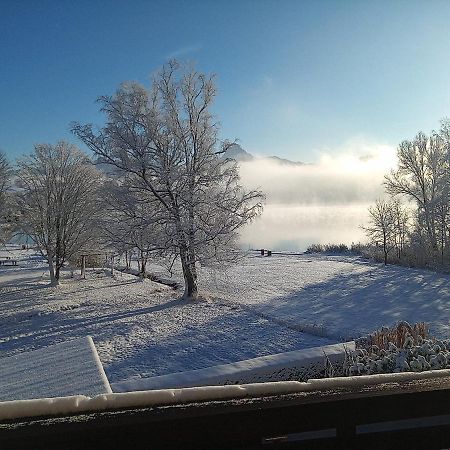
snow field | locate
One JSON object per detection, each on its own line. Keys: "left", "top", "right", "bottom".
{"left": 1, "top": 247, "right": 450, "bottom": 388}
{"left": 199, "top": 254, "right": 450, "bottom": 340}
{"left": 0, "top": 249, "right": 332, "bottom": 385}
{"left": 141, "top": 252, "right": 450, "bottom": 341}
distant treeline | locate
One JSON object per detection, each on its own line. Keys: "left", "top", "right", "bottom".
{"left": 305, "top": 242, "right": 442, "bottom": 271}
{"left": 357, "top": 119, "right": 450, "bottom": 272}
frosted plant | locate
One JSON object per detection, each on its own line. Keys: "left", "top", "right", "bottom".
{"left": 344, "top": 335, "right": 450, "bottom": 377}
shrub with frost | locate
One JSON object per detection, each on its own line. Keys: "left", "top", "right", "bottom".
{"left": 341, "top": 321, "right": 450, "bottom": 376}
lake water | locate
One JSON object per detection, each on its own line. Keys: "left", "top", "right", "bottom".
{"left": 239, "top": 203, "right": 370, "bottom": 252}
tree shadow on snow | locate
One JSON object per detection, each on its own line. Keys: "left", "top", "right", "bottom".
{"left": 252, "top": 265, "right": 450, "bottom": 341}
{"left": 104, "top": 301, "right": 332, "bottom": 382}
{"left": 0, "top": 296, "right": 188, "bottom": 359}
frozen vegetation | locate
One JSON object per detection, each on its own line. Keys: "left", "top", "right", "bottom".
{"left": 1, "top": 245, "right": 449, "bottom": 387}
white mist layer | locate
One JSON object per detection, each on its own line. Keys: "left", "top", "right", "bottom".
{"left": 239, "top": 204, "right": 370, "bottom": 251}
{"left": 238, "top": 139, "right": 397, "bottom": 251}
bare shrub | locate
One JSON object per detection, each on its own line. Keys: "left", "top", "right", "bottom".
{"left": 306, "top": 243, "right": 324, "bottom": 253}
{"left": 324, "top": 243, "right": 348, "bottom": 253}
{"left": 366, "top": 321, "right": 429, "bottom": 350}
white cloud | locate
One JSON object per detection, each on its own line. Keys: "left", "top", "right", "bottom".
{"left": 166, "top": 44, "right": 202, "bottom": 60}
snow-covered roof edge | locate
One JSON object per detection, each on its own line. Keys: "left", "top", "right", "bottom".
{"left": 87, "top": 336, "right": 112, "bottom": 394}
{"left": 0, "top": 336, "right": 112, "bottom": 401}
{"left": 112, "top": 341, "right": 355, "bottom": 392}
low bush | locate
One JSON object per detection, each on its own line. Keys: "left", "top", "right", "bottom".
{"left": 306, "top": 242, "right": 366, "bottom": 254}
{"left": 324, "top": 243, "right": 348, "bottom": 253}
{"left": 333, "top": 322, "right": 450, "bottom": 377}
{"left": 305, "top": 243, "right": 324, "bottom": 253}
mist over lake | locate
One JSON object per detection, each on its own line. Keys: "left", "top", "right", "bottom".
{"left": 240, "top": 203, "right": 370, "bottom": 252}
{"left": 236, "top": 140, "right": 396, "bottom": 252}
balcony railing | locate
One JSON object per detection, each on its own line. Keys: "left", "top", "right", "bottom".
{"left": 1, "top": 374, "right": 450, "bottom": 449}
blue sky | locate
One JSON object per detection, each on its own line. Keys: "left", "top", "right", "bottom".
{"left": 2, "top": 0, "right": 450, "bottom": 162}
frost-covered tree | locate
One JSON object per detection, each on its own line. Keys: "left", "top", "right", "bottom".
{"left": 0, "top": 152, "right": 10, "bottom": 203}
{"left": 362, "top": 120, "right": 450, "bottom": 269}
{"left": 436, "top": 119, "right": 450, "bottom": 262}
{"left": 363, "top": 199, "right": 398, "bottom": 265}
{"left": 0, "top": 151, "right": 13, "bottom": 243}
{"left": 17, "top": 142, "right": 101, "bottom": 285}
{"left": 391, "top": 199, "right": 409, "bottom": 260}
{"left": 385, "top": 131, "right": 449, "bottom": 256}
{"left": 100, "top": 179, "right": 167, "bottom": 277}
{"left": 72, "top": 61, "right": 264, "bottom": 299}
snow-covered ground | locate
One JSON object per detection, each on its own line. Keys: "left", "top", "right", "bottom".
{"left": 0, "top": 247, "right": 332, "bottom": 384}
{"left": 200, "top": 254, "right": 450, "bottom": 340}
{"left": 147, "top": 252, "right": 450, "bottom": 340}
{"left": 1, "top": 246, "right": 449, "bottom": 386}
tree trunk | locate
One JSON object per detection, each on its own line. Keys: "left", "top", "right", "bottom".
{"left": 138, "top": 250, "right": 147, "bottom": 279}
{"left": 188, "top": 246, "right": 198, "bottom": 282}
{"left": 180, "top": 247, "right": 198, "bottom": 300}
{"left": 125, "top": 250, "right": 131, "bottom": 270}
{"left": 48, "top": 250, "right": 59, "bottom": 286}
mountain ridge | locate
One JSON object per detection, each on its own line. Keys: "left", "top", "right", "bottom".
{"left": 223, "top": 144, "right": 305, "bottom": 166}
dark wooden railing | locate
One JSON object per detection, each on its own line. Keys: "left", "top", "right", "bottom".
{"left": 2, "top": 376, "right": 450, "bottom": 449}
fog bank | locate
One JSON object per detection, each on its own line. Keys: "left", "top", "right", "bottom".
{"left": 238, "top": 140, "right": 397, "bottom": 251}
{"left": 239, "top": 203, "right": 370, "bottom": 251}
